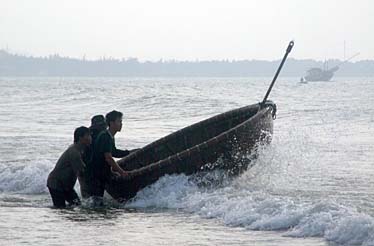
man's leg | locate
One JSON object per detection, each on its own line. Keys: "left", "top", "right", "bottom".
{"left": 48, "top": 187, "right": 66, "bottom": 208}
{"left": 64, "top": 189, "right": 81, "bottom": 206}
{"left": 90, "top": 178, "right": 105, "bottom": 206}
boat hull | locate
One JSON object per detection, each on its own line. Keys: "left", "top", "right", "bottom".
{"left": 106, "top": 103, "right": 275, "bottom": 200}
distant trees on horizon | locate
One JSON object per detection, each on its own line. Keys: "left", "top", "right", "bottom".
{"left": 0, "top": 49, "right": 373, "bottom": 77}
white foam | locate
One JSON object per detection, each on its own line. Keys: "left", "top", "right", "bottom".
{"left": 127, "top": 174, "right": 198, "bottom": 209}
{"left": 0, "top": 160, "right": 51, "bottom": 194}
{"left": 126, "top": 136, "right": 374, "bottom": 246}
{"left": 325, "top": 215, "right": 374, "bottom": 246}
{"left": 126, "top": 171, "right": 374, "bottom": 245}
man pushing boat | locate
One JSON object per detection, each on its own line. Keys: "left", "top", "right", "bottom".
{"left": 86, "top": 110, "right": 136, "bottom": 205}
{"left": 47, "top": 111, "right": 138, "bottom": 207}
{"left": 47, "top": 126, "right": 92, "bottom": 208}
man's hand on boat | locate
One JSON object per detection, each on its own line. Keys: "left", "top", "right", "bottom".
{"left": 119, "top": 170, "right": 132, "bottom": 177}
{"left": 111, "top": 168, "right": 133, "bottom": 178}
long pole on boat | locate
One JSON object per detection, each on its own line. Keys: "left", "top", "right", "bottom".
{"left": 261, "top": 40, "right": 294, "bottom": 105}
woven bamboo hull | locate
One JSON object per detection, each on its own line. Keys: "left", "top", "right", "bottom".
{"left": 106, "top": 102, "right": 275, "bottom": 200}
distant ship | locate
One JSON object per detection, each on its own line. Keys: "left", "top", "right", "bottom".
{"left": 301, "top": 53, "right": 359, "bottom": 82}
{"left": 303, "top": 66, "right": 339, "bottom": 82}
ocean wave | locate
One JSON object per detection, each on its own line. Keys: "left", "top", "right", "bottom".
{"left": 126, "top": 171, "right": 374, "bottom": 246}
{"left": 125, "top": 136, "right": 374, "bottom": 246}
{"left": 0, "top": 160, "right": 51, "bottom": 194}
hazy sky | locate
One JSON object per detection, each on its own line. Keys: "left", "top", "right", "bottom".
{"left": 1, "top": 0, "right": 373, "bottom": 61}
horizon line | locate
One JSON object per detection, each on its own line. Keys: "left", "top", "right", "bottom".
{"left": 0, "top": 48, "right": 369, "bottom": 63}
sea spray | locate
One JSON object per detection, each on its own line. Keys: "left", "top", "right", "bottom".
{"left": 126, "top": 130, "right": 374, "bottom": 245}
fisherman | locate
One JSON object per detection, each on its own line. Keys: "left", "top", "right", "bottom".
{"left": 79, "top": 115, "right": 107, "bottom": 198}
{"left": 87, "top": 110, "right": 134, "bottom": 204}
{"left": 89, "top": 115, "right": 108, "bottom": 142}
{"left": 47, "top": 126, "right": 92, "bottom": 208}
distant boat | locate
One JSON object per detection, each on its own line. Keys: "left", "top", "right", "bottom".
{"left": 303, "top": 66, "right": 339, "bottom": 82}
{"left": 301, "top": 53, "right": 359, "bottom": 82}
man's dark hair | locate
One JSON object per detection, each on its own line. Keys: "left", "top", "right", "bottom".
{"left": 105, "top": 110, "right": 123, "bottom": 127}
{"left": 74, "top": 126, "right": 90, "bottom": 143}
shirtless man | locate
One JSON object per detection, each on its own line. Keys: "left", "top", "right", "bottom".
{"left": 47, "top": 126, "right": 92, "bottom": 208}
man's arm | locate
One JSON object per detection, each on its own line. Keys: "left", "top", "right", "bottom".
{"left": 112, "top": 148, "right": 141, "bottom": 158}
{"left": 104, "top": 152, "right": 127, "bottom": 176}
{"left": 112, "top": 148, "right": 130, "bottom": 158}
{"left": 71, "top": 151, "right": 86, "bottom": 177}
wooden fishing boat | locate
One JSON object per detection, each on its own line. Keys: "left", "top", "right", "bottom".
{"left": 105, "top": 41, "right": 294, "bottom": 201}
{"left": 105, "top": 102, "right": 276, "bottom": 200}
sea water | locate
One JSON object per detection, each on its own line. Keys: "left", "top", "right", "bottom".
{"left": 0, "top": 77, "right": 373, "bottom": 245}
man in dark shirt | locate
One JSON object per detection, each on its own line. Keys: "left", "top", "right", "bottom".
{"left": 80, "top": 115, "right": 107, "bottom": 198}
{"left": 87, "top": 110, "right": 132, "bottom": 202}
{"left": 47, "top": 126, "right": 92, "bottom": 208}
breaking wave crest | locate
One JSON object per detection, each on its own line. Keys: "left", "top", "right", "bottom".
{"left": 126, "top": 138, "right": 374, "bottom": 246}
{"left": 0, "top": 160, "right": 51, "bottom": 194}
